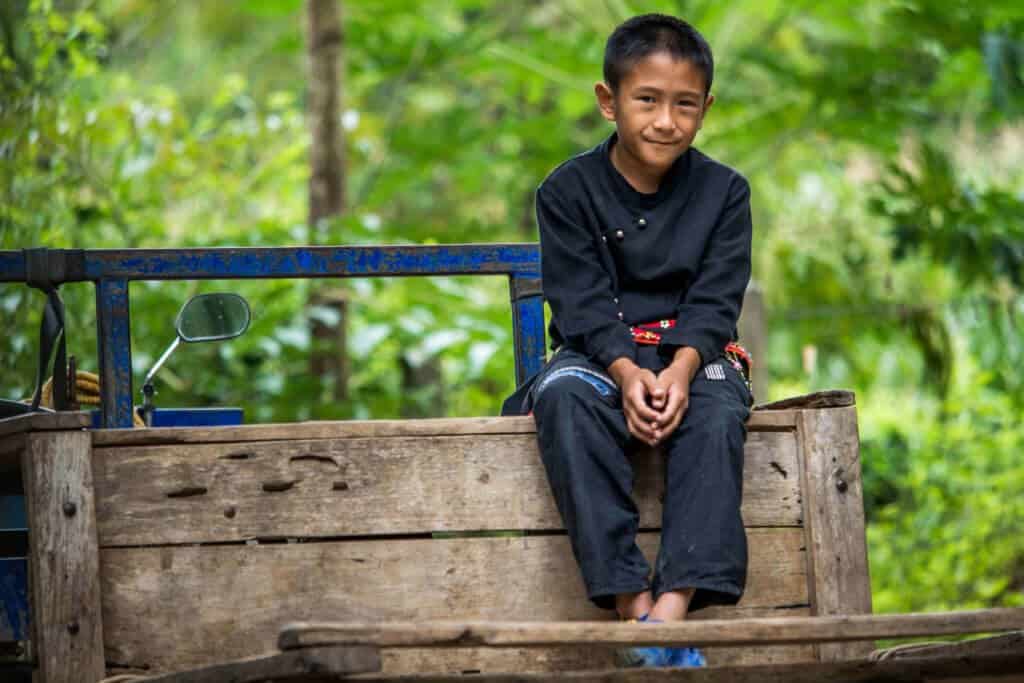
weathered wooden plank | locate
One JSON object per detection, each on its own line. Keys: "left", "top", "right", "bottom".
{"left": 22, "top": 431, "right": 105, "bottom": 683}
{"left": 352, "top": 653, "right": 1024, "bottom": 681}
{"left": 0, "top": 410, "right": 90, "bottom": 438}
{"left": 378, "top": 633, "right": 815, "bottom": 675}
{"left": 90, "top": 412, "right": 798, "bottom": 447}
{"left": 133, "top": 645, "right": 380, "bottom": 682}
{"left": 755, "top": 391, "right": 855, "bottom": 411}
{"left": 100, "top": 529, "right": 807, "bottom": 674}
{"left": 93, "top": 431, "right": 801, "bottom": 545}
{"left": 876, "top": 631, "right": 1024, "bottom": 660}
{"left": 279, "top": 609, "right": 1024, "bottom": 649}
{"left": 797, "top": 406, "right": 873, "bottom": 662}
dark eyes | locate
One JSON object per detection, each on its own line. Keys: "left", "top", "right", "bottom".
{"left": 635, "top": 96, "right": 698, "bottom": 107}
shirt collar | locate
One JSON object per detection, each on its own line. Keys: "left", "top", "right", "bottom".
{"left": 600, "top": 132, "right": 693, "bottom": 210}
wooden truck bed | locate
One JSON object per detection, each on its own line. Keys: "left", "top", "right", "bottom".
{"left": 3, "top": 396, "right": 1022, "bottom": 681}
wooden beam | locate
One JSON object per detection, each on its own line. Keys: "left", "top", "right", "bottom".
{"left": 90, "top": 411, "right": 798, "bottom": 447}
{"left": 797, "top": 405, "right": 873, "bottom": 661}
{"left": 136, "top": 646, "right": 379, "bottom": 682}
{"left": 277, "top": 609, "right": 1024, "bottom": 650}
{"left": 347, "top": 653, "right": 1024, "bottom": 682}
{"left": 92, "top": 431, "right": 801, "bottom": 545}
{"left": 0, "top": 410, "right": 90, "bottom": 438}
{"left": 872, "top": 631, "right": 1024, "bottom": 661}
{"left": 755, "top": 391, "right": 855, "bottom": 411}
{"left": 22, "top": 431, "right": 104, "bottom": 683}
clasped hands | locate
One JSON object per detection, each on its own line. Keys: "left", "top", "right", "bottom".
{"left": 609, "top": 347, "right": 701, "bottom": 447}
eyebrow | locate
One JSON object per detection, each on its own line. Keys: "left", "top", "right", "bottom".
{"left": 631, "top": 85, "right": 703, "bottom": 98}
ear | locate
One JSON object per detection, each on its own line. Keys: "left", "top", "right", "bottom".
{"left": 697, "top": 93, "right": 715, "bottom": 130}
{"left": 594, "top": 81, "right": 617, "bottom": 123}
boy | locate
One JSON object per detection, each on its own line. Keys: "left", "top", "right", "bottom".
{"left": 502, "top": 14, "right": 753, "bottom": 668}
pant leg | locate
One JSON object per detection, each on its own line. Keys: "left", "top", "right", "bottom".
{"left": 530, "top": 350, "right": 650, "bottom": 609}
{"left": 652, "top": 355, "right": 752, "bottom": 611}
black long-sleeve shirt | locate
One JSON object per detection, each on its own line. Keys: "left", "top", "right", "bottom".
{"left": 538, "top": 133, "right": 752, "bottom": 370}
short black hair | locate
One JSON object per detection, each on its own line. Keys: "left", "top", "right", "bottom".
{"left": 603, "top": 14, "right": 714, "bottom": 95}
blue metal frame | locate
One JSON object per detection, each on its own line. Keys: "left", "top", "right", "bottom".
{"left": 1, "top": 245, "right": 546, "bottom": 428}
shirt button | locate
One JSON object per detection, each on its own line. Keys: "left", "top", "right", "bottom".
{"left": 613, "top": 297, "right": 619, "bottom": 304}
{"left": 601, "top": 235, "right": 607, "bottom": 243}
{"left": 617, "top": 312, "right": 624, "bottom": 320}
{"left": 615, "top": 229, "right": 625, "bottom": 241}
{"left": 637, "top": 218, "right": 647, "bottom": 229}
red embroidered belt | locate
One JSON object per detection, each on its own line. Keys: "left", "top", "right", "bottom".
{"left": 629, "top": 319, "right": 753, "bottom": 371}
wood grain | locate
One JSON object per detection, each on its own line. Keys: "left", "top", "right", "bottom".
{"left": 100, "top": 529, "right": 807, "bottom": 674}
{"left": 279, "top": 609, "right": 1024, "bottom": 649}
{"left": 136, "top": 645, "right": 380, "bottom": 682}
{"left": 93, "top": 430, "right": 801, "bottom": 545}
{"left": 22, "top": 431, "right": 105, "bottom": 683}
{"left": 352, "top": 653, "right": 1024, "bottom": 682}
{"left": 377, "top": 634, "right": 815, "bottom": 676}
{"left": 798, "top": 406, "right": 873, "bottom": 661}
{"left": 89, "top": 412, "right": 799, "bottom": 447}
{"left": 0, "top": 409, "right": 90, "bottom": 438}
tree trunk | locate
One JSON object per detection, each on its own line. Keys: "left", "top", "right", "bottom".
{"left": 306, "top": 0, "right": 345, "bottom": 231}
{"left": 305, "top": 0, "right": 348, "bottom": 407}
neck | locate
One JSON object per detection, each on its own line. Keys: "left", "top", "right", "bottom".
{"left": 610, "top": 138, "right": 664, "bottom": 195}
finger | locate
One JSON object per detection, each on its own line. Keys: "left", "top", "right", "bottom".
{"left": 629, "top": 386, "right": 661, "bottom": 425}
{"left": 659, "top": 383, "right": 683, "bottom": 421}
{"left": 625, "top": 405, "right": 657, "bottom": 442}
{"left": 627, "top": 418, "right": 656, "bottom": 446}
{"left": 663, "top": 397, "right": 690, "bottom": 440}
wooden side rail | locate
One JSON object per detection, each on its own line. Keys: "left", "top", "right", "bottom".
{"left": 278, "top": 610, "right": 1024, "bottom": 649}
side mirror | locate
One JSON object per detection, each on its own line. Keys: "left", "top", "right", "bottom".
{"left": 176, "top": 293, "right": 251, "bottom": 342}
{"left": 140, "top": 293, "right": 251, "bottom": 427}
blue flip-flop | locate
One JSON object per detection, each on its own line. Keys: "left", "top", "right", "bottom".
{"left": 615, "top": 614, "right": 707, "bottom": 668}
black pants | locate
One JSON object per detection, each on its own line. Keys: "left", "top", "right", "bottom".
{"left": 504, "top": 345, "right": 752, "bottom": 611}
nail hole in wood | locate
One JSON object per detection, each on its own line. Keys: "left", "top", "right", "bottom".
{"left": 290, "top": 454, "right": 339, "bottom": 468}
{"left": 262, "top": 480, "right": 296, "bottom": 493}
{"left": 332, "top": 481, "right": 349, "bottom": 491}
{"left": 221, "top": 452, "right": 253, "bottom": 460}
{"left": 166, "top": 486, "right": 208, "bottom": 499}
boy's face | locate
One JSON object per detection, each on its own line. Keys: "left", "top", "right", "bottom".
{"left": 596, "top": 52, "right": 714, "bottom": 176}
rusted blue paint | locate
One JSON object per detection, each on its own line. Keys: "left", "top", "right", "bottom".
{"left": 96, "top": 279, "right": 134, "bottom": 429}
{"left": 509, "top": 273, "right": 546, "bottom": 385}
{"left": 83, "top": 245, "right": 541, "bottom": 280}
{"left": 0, "top": 245, "right": 542, "bottom": 283}
{"left": 0, "top": 558, "right": 29, "bottom": 643}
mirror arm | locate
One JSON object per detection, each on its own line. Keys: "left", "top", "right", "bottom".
{"left": 144, "top": 336, "right": 181, "bottom": 386}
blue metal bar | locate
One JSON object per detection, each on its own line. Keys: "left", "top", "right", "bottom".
{"left": 95, "top": 279, "right": 134, "bottom": 428}
{"left": 0, "top": 245, "right": 541, "bottom": 282}
{"left": 509, "top": 273, "right": 546, "bottom": 386}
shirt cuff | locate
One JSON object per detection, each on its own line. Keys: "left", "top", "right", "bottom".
{"left": 657, "top": 330, "right": 718, "bottom": 368}
{"left": 589, "top": 326, "right": 637, "bottom": 369}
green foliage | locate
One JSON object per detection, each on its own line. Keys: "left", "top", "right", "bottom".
{"left": 1, "top": 0, "right": 1022, "bottom": 618}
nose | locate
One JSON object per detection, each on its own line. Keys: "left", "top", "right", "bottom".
{"left": 652, "top": 103, "right": 674, "bottom": 132}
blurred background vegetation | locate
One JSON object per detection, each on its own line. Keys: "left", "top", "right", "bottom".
{"left": 1, "top": 0, "right": 1022, "bottom": 617}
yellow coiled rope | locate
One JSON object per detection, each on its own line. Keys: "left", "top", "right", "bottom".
{"left": 37, "top": 370, "right": 145, "bottom": 428}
